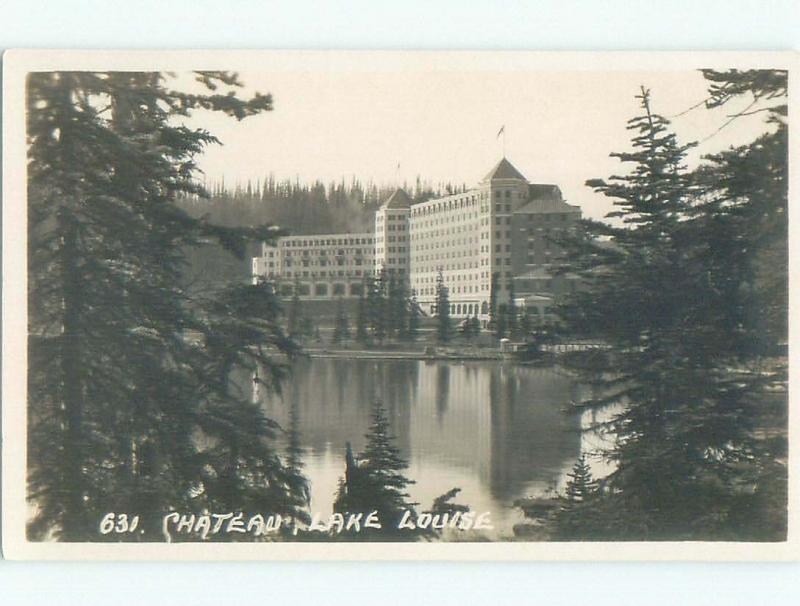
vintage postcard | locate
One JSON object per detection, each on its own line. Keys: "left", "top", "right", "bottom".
{"left": 2, "top": 50, "right": 797, "bottom": 560}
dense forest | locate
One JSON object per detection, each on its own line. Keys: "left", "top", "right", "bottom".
{"left": 176, "top": 175, "right": 468, "bottom": 231}
{"left": 175, "top": 176, "right": 467, "bottom": 289}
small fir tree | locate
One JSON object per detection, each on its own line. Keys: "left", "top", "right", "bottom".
{"left": 507, "top": 280, "right": 519, "bottom": 339}
{"left": 435, "top": 268, "right": 452, "bottom": 344}
{"left": 407, "top": 292, "right": 421, "bottom": 342}
{"left": 333, "top": 402, "right": 418, "bottom": 540}
{"left": 355, "top": 281, "right": 370, "bottom": 346}
{"left": 495, "top": 303, "right": 508, "bottom": 340}
{"left": 564, "top": 455, "right": 597, "bottom": 503}
{"left": 331, "top": 299, "right": 351, "bottom": 346}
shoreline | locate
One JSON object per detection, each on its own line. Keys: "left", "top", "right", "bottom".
{"left": 303, "top": 347, "right": 504, "bottom": 361}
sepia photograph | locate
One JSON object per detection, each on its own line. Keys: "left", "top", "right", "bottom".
{"left": 1, "top": 50, "right": 795, "bottom": 559}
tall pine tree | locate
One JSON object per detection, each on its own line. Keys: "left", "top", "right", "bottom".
{"left": 26, "top": 71, "right": 308, "bottom": 541}
{"left": 554, "top": 84, "right": 787, "bottom": 540}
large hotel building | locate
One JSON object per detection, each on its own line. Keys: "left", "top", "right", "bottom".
{"left": 252, "top": 158, "right": 581, "bottom": 320}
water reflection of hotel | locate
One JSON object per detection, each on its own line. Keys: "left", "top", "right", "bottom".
{"left": 258, "top": 360, "right": 581, "bottom": 505}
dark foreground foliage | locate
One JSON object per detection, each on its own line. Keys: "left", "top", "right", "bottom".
{"left": 546, "top": 70, "right": 787, "bottom": 541}
{"left": 27, "top": 72, "right": 309, "bottom": 541}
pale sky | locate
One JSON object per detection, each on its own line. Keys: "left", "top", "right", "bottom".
{"left": 186, "top": 63, "right": 778, "bottom": 221}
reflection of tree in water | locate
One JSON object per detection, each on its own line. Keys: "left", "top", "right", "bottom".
{"left": 285, "top": 388, "right": 304, "bottom": 479}
{"left": 488, "top": 366, "right": 581, "bottom": 502}
{"left": 435, "top": 364, "right": 450, "bottom": 423}
{"left": 283, "top": 387, "right": 311, "bottom": 524}
{"left": 252, "top": 358, "right": 584, "bottom": 530}
{"left": 372, "top": 361, "right": 417, "bottom": 456}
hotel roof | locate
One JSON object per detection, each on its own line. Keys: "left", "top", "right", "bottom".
{"left": 483, "top": 157, "right": 527, "bottom": 182}
{"left": 381, "top": 188, "right": 413, "bottom": 209}
{"left": 516, "top": 187, "right": 580, "bottom": 215}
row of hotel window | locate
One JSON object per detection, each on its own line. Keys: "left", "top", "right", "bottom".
{"left": 273, "top": 269, "right": 382, "bottom": 280}
{"left": 411, "top": 223, "right": 570, "bottom": 243}
{"left": 431, "top": 302, "right": 551, "bottom": 316}
{"left": 375, "top": 235, "right": 408, "bottom": 243}
{"left": 412, "top": 258, "right": 514, "bottom": 274}
{"left": 274, "top": 249, "right": 370, "bottom": 257}
{"left": 281, "top": 258, "right": 368, "bottom": 267}
{"left": 375, "top": 213, "right": 406, "bottom": 222}
{"left": 278, "top": 282, "right": 365, "bottom": 297}
{"left": 409, "top": 190, "right": 526, "bottom": 217}
{"left": 280, "top": 237, "right": 373, "bottom": 247}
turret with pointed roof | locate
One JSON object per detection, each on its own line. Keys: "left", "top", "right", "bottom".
{"left": 374, "top": 188, "right": 413, "bottom": 277}
{"left": 482, "top": 157, "right": 528, "bottom": 182}
{"left": 381, "top": 188, "right": 413, "bottom": 209}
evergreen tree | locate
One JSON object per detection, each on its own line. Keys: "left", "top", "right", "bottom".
{"left": 554, "top": 84, "right": 787, "bottom": 540}
{"left": 688, "top": 70, "right": 789, "bottom": 538}
{"left": 495, "top": 304, "right": 508, "bottom": 340}
{"left": 393, "top": 278, "right": 410, "bottom": 341}
{"left": 355, "top": 280, "right": 370, "bottom": 346}
{"left": 564, "top": 455, "right": 597, "bottom": 503}
{"left": 26, "top": 71, "right": 308, "bottom": 541}
{"left": 507, "top": 280, "right": 519, "bottom": 339}
{"left": 299, "top": 314, "right": 314, "bottom": 341}
{"left": 519, "top": 310, "right": 532, "bottom": 341}
{"left": 287, "top": 278, "right": 303, "bottom": 340}
{"left": 369, "top": 269, "right": 388, "bottom": 344}
{"left": 553, "top": 455, "right": 600, "bottom": 540}
{"left": 333, "top": 402, "right": 418, "bottom": 540}
{"left": 331, "top": 299, "right": 351, "bottom": 346}
{"left": 435, "top": 268, "right": 451, "bottom": 344}
{"left": 407, "top": 292, "right": 421, "bottom": 342}
{"left": 489, "top": 272, "right": 499, "bottom": 329}
{"left": 471, "top": 314, "right": 482, "bottom": 340}
{"left": 694, "top": 69, "right": 788, "bottom": 359}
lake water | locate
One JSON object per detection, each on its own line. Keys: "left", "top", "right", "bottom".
{"left": 255, "top": 357, "right": 596, "bottom": 538}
